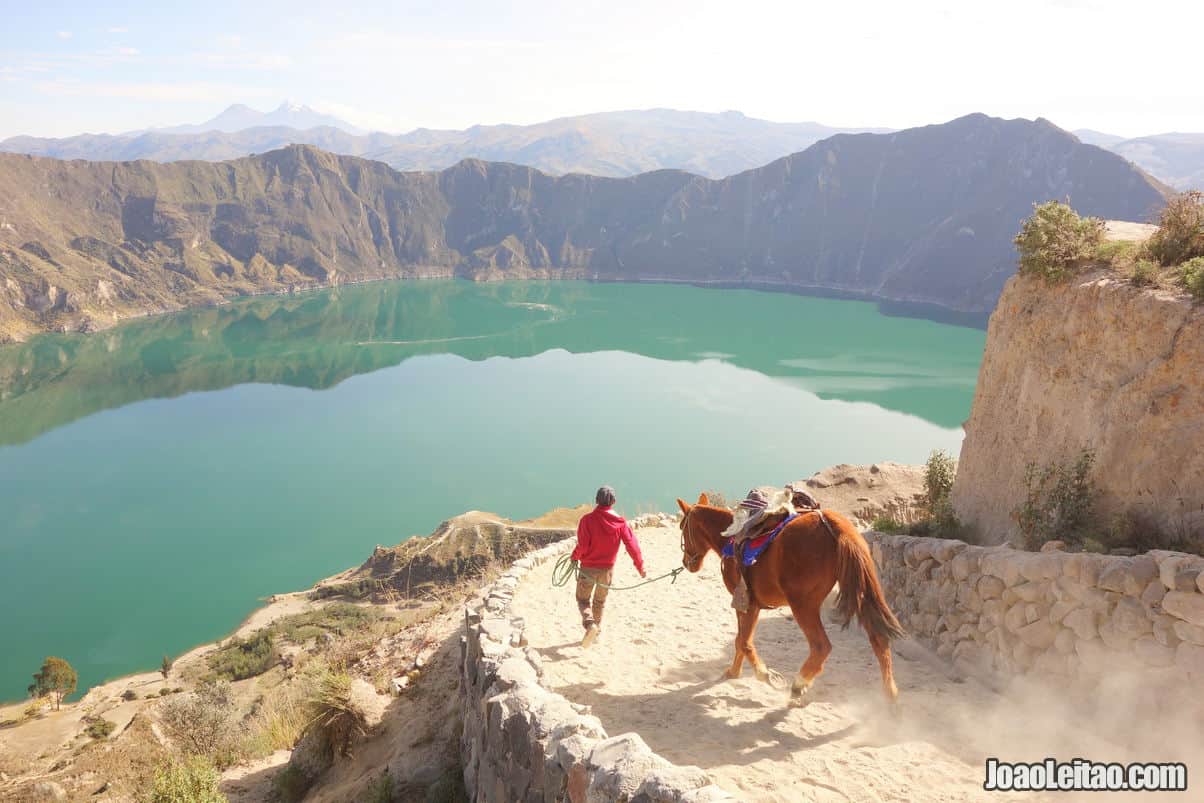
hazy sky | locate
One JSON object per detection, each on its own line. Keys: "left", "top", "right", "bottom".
{"left": 1, "top": 0, "right": 1200, "bottom": 140}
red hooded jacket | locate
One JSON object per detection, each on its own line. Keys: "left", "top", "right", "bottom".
{"left": 571, "top": 505, "right": 644, "bottom": 574}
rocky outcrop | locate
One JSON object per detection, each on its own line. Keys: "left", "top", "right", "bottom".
{"left": 0, "top": 114, "right": 1168, "bottom": 341}
{"left": 315, "top": 511, "right": 577, "bottom": 600}
{"left": 795, "top": 462, "right": 925, "bottom": 529}
{"left": 460, "top": 539, "right": 733, "bottom": 802}
{"left": 868, "top": 532, "right": 1204, "bottom": 712}
{"left": 951, "top": 271, "right": 1204, "bottom": 543}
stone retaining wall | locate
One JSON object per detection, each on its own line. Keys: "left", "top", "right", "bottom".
{"left": 460, "top": 537, "right": 734, "bottom": 803}
{"left": 866, "top": 532, "right": 1204, "bottom": 697}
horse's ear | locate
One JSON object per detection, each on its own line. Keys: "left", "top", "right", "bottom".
{"left": 676, "top": 498, "right": 692, "bottom": 514}
{"left": 697, "top": 492, "right": 709, "bottom": 505}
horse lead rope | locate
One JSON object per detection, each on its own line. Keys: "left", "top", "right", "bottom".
{"left": 551, "top": 554, "right": 686, "bottom": 591}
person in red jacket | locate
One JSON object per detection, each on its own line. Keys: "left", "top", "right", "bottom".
{"left": 571, "top": 486, "right": 645, "bottom": 647}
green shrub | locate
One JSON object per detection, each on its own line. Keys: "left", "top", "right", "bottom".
{"left": 84, "top": 716, "right": 116, "bottom": 739}
{"left": 1148, "top": 191, "right": 1204, "bottom": 266}
{"left": 159, "top": 687, "right": 173, "bottom": 697}
{"left": 923, "top": 450, "right": 956, "bottom": 510}
{"left": 271, "top": 604, "right": 382, "bottom": 644}
{"left": 206, "top": 631, "right": 277, "bottom": 681}
{"left": 1180, "top": 256, "right": 1204, "bottom": 299}
{"left": 1014, "top": 201, "right": 1106, "bottom": 281}
{"left": 121, "top": 689, "right": 138, "bottom": 701}
{"left": 869, "top": 452, "right": 966, "bottom": 540}
{"left": 1094, "top": 238, "right": 1139, "bottom": 266}
{"left": 870, "top": 516, "right": 907, "bottom": 534}
{"left": 1130, "top": 258, "right": 1158, "bottom": 286}
{"left": 159, "top": 680, "right": 237, "bottom": 765}
{"left": 921, "top": 449, "right": 963, "bottom": 538}
{"left": 1014, "top": 449, "right": 1097, "bottom": 550}
{"left": 1099, "top": 504, "right": 1204, "bottom": 555}
{"left": 149, "top": 756, "right": 228, "bottom": 803}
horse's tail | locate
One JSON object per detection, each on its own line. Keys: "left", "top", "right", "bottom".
{"left": 833, "top": 520, "right": 906, "bottom": 642}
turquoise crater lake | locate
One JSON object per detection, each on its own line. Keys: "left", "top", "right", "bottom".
{"left": 0, "top": 280, "right": 985, "bottom": 699}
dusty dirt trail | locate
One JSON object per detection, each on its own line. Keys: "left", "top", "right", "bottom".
{"left": 512, "top": 525, "right": 1187, "bottom": 803}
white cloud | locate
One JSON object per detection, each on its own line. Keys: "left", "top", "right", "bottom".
{"left": 56, "top": 31, "right": 72, "bottom": 40}
{"left": 197, "top": 51, "right": 292, "bottom": 70}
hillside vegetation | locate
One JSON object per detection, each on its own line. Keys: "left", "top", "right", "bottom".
{"left": 1015, "top": 193, "right": 1204, "bottom": 298}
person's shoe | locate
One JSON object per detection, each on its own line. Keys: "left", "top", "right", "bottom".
{"left": 581, "top": 624, "right": 600, "bottom": 648}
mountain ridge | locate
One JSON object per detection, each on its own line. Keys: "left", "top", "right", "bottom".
{"left": 0, "top": 113, "right": 1169, "bottom": 343}
{"left": 1074, "top": 128, "right": 1204, "bottom": 189}
{"left": 148, "top": 100, "right": 366, "bottom": 136}
{"left": 0, "top": 108, "right": 889, "bottom": 179}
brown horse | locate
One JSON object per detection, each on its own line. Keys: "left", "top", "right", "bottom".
{"left": 677, "top": 493, "right": 904, "bottom": 707}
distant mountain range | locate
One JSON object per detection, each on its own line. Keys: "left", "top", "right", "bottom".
{"left": 0, "top": 113, "right": 1168, "bottom": 342}
{"left": 148, "top": 101, "right": 366, "bottom": 136}
{"left": 7, "top": 105, "right": 1203, "bottom": 191}
{"left": 1075, "top": 129, "right": 1204, "bottom": 190}
{"left": 0, "top": 106, "right": 889, "bottom": 179}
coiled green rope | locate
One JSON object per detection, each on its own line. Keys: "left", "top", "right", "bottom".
{"left": 551, "top": 555, "right": 686, "bottom": 591}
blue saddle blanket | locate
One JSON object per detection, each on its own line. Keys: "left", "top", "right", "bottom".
{"left": 721, "top": 512, "right": 798, "bottom": 566}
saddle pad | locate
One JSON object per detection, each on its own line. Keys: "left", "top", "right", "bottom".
{"left": 721, "top": 512, "right": 798, "bottom": 566}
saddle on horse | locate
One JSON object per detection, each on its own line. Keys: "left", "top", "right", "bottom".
{"left": 724, "top": 485, "right": 823, "bottom": 612}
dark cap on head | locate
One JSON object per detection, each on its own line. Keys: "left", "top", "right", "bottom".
{"left": 596, "top": 486, "right": 616, "bottom": 507}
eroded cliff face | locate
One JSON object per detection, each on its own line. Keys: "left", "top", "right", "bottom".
{"left": 952, "top": 272, "right": 1203, "bottom": 543}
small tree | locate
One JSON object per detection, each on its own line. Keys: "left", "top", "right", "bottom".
{"left": 1014, "top": 201, "right": 1105, "bottom": 281}
{"left": 29, "top": 657, "right": 77, "bottom": 710}
{"left": 918, "top": 449, "right": 961, "bottom": 536}
{"left": 161, "top": 655, "right": 174, "bottom": 679}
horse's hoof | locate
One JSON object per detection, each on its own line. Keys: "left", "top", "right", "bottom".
{"left": 758, "top": 668, "right": 786, "bottom": 689}
{"left": 788, "top": 685, "right": 811, "bottom": 707}
{"left": 889, "top": 699, "right": 902, "bottom": 720}
{"left": 719, "top": 669, "right": 738, "bottom": 681}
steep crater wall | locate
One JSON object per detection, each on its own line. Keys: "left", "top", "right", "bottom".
{"left": 0, "top": 113, "right": 1168, "bottom": 342}
{"left": 952, "top": 272, "right": 1203, "bottom": 544}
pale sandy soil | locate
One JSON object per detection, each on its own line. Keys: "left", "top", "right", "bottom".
{"left": 1104, "top": 220, "right": 1158, "bottom": 241}
{"left": 513, "top": 525, "right": 1197, "bottom": 803}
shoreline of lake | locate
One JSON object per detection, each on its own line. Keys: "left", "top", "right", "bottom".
{"left": 1, "top": 273, "right": 991, "bottom": 348}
